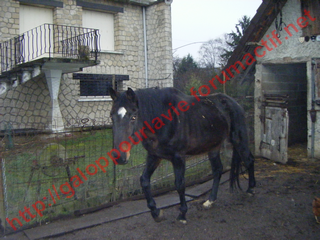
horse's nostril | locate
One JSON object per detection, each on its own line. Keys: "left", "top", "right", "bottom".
{"left": 112, "top": 152, "right": 118, "bottom": 158}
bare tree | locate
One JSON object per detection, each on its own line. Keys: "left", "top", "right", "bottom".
{"left": 198, "top": 38, "right": 223, "bottom": 69}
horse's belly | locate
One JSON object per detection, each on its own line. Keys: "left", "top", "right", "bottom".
{"left": 185, "top": 135, "right": 225, "bottom": 155}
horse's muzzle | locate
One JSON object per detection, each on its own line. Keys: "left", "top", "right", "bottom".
{"left": 116, "top": 158, "right": 128, "bottom": 165}
{"left": 112, "top": 151, "right": 129, "bottom": 165}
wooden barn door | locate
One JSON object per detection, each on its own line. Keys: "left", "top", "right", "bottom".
{"left": 260, "top": 95, "right": 289, "bottom": 163}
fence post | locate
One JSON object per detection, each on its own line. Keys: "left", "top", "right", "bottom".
{"left": 0, "top": 42, "right": 2, "bottom": 74}
{"left": 0, "top": 156, "right": 6, "bottom": 234}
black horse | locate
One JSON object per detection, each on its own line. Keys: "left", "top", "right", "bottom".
{"left": 109, "top": 87, "right": 255, "bottom": 224}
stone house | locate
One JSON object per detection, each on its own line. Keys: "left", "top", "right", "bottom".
{"left": 0, "top": 0, "right": 173, "bottom": 132}
{"left": 223, "top": 0, "right": 320, "bottom": 162}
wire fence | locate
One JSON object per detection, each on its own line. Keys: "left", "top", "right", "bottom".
{"left": 0, "top": 52, "right": 255, "bottom": 233}
{"left": 0, "top": 78, "right": 254, "bottom": 235}
{"left": 0, "top": 120, "right": 230, "bottom": 234}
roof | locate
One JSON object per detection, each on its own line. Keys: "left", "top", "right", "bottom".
{"left": 222, "top": 0, "right": 288, "bottom": 78}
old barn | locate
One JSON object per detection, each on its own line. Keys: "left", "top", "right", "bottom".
{"left": 225, "top": 0, "right": 320, "bottom": 163}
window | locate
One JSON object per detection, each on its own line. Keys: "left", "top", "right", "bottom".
{"left": 19, "top": 5, "right": 53, "bottom": 34}
{"left": 82, "top": 10, "right": 115, "bottom": 51}
{"left": 73, "top": 73, "right": 129, "bottom": 100}
{"left": 80, "top": 80, "right": 116, "bottom": 97}
{"left": 19, "top": 5, "right": 54, "bottom": 61}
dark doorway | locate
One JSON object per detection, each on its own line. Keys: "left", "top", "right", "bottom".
{"left": 261, "top": 63, "right": 307, "bottom": 146}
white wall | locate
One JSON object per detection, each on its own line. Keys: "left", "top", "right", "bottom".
{"left": 255, "top": 0, "right": 320, "bottom": 62}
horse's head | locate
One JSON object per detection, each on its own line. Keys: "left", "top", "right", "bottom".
{"left": 109, "top": 87, "right": 139, "bottom": 165}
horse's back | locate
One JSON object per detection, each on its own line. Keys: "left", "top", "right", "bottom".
{"left": 135, "top": 88, "right": 248, "bottom": 157}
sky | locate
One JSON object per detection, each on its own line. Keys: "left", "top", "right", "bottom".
{"left": 171, "top": 0, "right": 263, "bottom": 61}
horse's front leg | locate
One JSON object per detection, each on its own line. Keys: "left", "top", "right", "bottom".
{"left": 172, "top": 153, "right": 187, "bottom": 224}
{"left": 140, "top": 154, "right": 163, "bottom": 222}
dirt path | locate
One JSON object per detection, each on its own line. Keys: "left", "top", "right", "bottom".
{"left": 44, "top": 156, "right": 320, "bottom": 240}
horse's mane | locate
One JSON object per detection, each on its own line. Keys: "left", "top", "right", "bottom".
{"left": 135, "top": 87, "right": 186, "bottom": 125}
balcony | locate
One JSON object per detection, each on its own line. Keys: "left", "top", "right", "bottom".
{"left": 0, "top": 24, "right": 101, "bottom": 132}
{"left": 0, "top": 24, "right": 100, "bottom": 76}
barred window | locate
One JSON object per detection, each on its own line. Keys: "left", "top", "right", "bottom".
{"left": 80, "top": 80, "right": 115, "bottom": 97}
{"left": 73, "top": 73, "right": 129, "bottom": 98}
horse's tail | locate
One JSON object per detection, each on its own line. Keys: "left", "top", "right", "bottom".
{"left": 222, "top": 95, "right": 254, "bottom": 191}
{"left": 229, "top": 147, "right": 254, "bottom": 191}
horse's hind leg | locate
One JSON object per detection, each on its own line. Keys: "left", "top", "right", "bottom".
{"left": 172, "top": 153, "right": 187, "bottom": 224}
{"left": 232, "top": 141, "right": 256, "bottom": 195}
{"left": 246, "top": 152, "right": 256, "bottom": 195}
{"left": 140, "top": 154, "right": 163, "bottom": 222}
{"left": 203, "top": 149, "right": 223, "bottom": 208}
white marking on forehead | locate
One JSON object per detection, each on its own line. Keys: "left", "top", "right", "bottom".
{"left": 118, "top": 107, "right": 127, "bottom": 119}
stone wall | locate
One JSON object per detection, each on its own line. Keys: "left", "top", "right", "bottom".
{"left": 58, "top": 1, "right": 173, "bottom": 127}
{"left": 146, "top": 2, "right": 173, "bottom": 88}
{"left": 54, "top": 0, "right": 82, "bottom": 27}
{"left": 59, "top": 73, "right": 113, "bottom": 128}
{"left": 0, "top": 0, "right": 173, "bottom": 131}
{"left": 255, "top": 0, "right": 320, "bottom": 63}
{"left": 0, "top": 75, "right": 51, "bottom": 130}
{"left": 0, "top": 1, "right": 19, "bottom": 40}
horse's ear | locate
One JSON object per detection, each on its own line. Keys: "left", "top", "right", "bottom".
{"left": 126, "top": 88, "right": 138, "bottom": 105}
{"left": 109, "top": 87, "right": 119, "bottom": 101}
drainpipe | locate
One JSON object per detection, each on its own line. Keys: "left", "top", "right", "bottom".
{"left": 142, "top": 6, "right": 148, "bottom": 88}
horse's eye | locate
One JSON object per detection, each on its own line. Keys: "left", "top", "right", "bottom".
{"left": 131, "top": 115, "right": 137, "bottom": 121}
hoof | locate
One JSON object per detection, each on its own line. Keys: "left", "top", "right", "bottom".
{"left": 154, "top": 209, "right": 165, "bottom": 222}
{"left": 246, "top": 189, "right": 255, "bottom": 196}
{"left": 203, "top": 200, "right": 215, "bottom": 209}
{"left": 179, "top": 219, "right": 187, "bottom": 224}
{"left": 177, "top": 214, "right": 187, "bottom": 224}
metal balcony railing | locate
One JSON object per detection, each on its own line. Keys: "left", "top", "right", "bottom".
{"left": 0, "top": 24, "right": 100, "bottom": 74}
